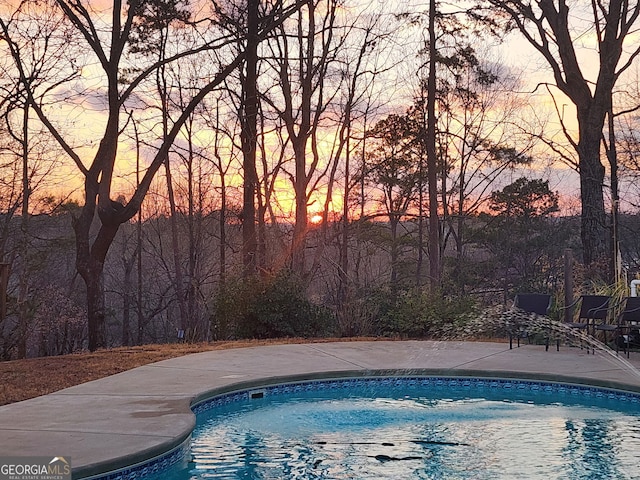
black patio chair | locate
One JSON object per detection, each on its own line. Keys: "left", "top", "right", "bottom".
{"left": 509, "top": 293, "right": 553, "bottom": 350}
{"left": 561, "top": 295, "right": 611, "bottom": 350}
{"left": 609, "top": 297, "right": 640, "bottom": 358}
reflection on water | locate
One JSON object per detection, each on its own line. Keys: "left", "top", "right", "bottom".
{"left": 154, "top": 384, "right": 640, "bottom": 480}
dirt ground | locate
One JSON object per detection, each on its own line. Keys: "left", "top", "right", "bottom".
{"left": 0, "top": 338, "right": 380, "bottom": 406}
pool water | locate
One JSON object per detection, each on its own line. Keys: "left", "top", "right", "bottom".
{"left": 154, "top": 379, "right": 640, "bottom": 479}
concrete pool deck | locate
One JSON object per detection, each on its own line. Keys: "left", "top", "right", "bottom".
{"left": 2, "top": 340, "right": 640, "bottom": 478}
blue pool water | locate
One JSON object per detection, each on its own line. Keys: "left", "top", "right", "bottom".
{"left": 147, "top": 377, "right": 640, "bottom": 480}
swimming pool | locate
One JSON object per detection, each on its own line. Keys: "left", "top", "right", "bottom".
{"left": 141, "top": 377, "right": 640, "bottom": 480}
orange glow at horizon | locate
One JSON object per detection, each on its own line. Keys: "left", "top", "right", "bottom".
{"left": 310, "top": 213, "right": 323, "bottom": 224}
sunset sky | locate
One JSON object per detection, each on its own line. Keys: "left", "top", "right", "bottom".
{"left": 2, "top": 0, "right": 638, "bottom": 220}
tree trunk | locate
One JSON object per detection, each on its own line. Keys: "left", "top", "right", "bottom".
{"left": 576, "top": 116, "right": 608, "bottom": 268}
{"left": 77, "top": 250, "right": 104, "bottom": 351}
{"left": 242, "top": 0, "right": 259, "bottom": 278}
{"left": 186, "top": 126, "right": 197, "bottom": 336}
{"left": 390, "top": 215, "right": 399, "bottom": 286}
{"left": 121, "top": 230, "right": 135, "bottom": 347}
{"left": 74, "top": 195, "right": 119, "bottom": 351}
{"left": 122, "top": 254, "right": 132, "bottom": 347}
{"left": 416, "top": 154, "right": 425, "bottom": 286}
{"left": 257, "top": 202, "right": 267, "bottom": 273}
{"left": 339, "top": 135, "right": 351, "bottom": 309}
{"left": 85, "top": 266, "right": 106, "bottom": 351}
{"left": 292, "top": 141, "right": 309, "bottom": 274}
{"left": 135, "top": 123, "right": 145, "bottom": 347}
{"left": 427, "top": 0, "right": 441, "bottom": 291}
{"left": 164, "top": 156, "right": 188, "bottom": 337}
{"left": 17, "top": 99, "right": 30, "bottom": 359}
{"left": 605, "top": 106, "right": 620, "bottom": 282}
{"left": 219, "top": 175, "right": 227, "bottom": 287}
{"left": 212, "top": 107, "right": 227, "bottom": 288}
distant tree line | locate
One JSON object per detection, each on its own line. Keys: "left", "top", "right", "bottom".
{"left": 1, "top": 182, "right": 639, "bottom": 359}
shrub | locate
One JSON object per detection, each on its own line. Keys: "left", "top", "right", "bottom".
{"left": 212, "top": 271, "right": 335, "bottom": 339}
{"left": 370, "top": 287, "right": 479, "bottom": 338}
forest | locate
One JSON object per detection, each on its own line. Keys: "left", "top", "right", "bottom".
{"left": 1, "top": 0, "right": 639, "bottom": 359}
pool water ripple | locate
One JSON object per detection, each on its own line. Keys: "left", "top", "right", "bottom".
{"left": 143, "top": 378, "right": 640, "bottom": 480}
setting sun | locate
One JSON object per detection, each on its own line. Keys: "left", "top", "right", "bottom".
{"left": 310, "top": 214, "right": 323, "bottom": 225}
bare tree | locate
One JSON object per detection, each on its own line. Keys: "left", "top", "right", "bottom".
{"left": 262, "top": 0, "right": 348, "bottom": 277}
{"left": 482, "top": 0, "right": 640, "bottom": 271}
{"left": 426, "top": 0, "right": 440, "bottom": 290}
{"left": 0, "top": 1, "right": 74, "bottom": 357}
{"left": 318, "top": 20, "right": 388, "bottom": 311}
{"left": 241, "top": 0, "right": 259, "bottom": 278}
{"left": 1, "top": 0, "right": 306, "bottom": 350}
{"left": 434, "top": 57, "right": 534, "bottom": 292}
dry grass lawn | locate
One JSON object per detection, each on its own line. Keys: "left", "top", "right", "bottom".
{"left": 0, "top": 337, "right": 380, "bottom": 406}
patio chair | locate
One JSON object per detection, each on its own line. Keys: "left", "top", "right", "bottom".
{"left": 561, "top": 295, "right": 610, "bottom": 350}
{"left": 608, "top": 297, "right": 640, "bottom": 358}
{"left": 509, "top": 293, "right": 553, "bottom": 350}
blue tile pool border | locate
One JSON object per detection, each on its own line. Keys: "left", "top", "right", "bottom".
{"left": 192, "top": 375, "right": 640, "bottom": 414}
{"left": 83, "top": 374, "right": 640, "bottom": 480}
{"left": 81, "top": 434, "right": 190, "bottom": 480}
